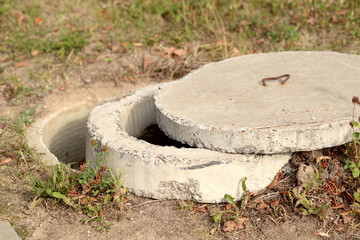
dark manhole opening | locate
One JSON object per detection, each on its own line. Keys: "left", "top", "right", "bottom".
{"left": 139, "top": 124, "right": 193, "bottom": 148}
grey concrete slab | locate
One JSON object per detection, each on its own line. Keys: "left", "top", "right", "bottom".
{"left": 155, "top": 51, "right": 360, "bottom": 154}
{"left": 0, "top": 221, "right": 20, "bottom": 240}
{"left": 87, "top": 84, "right": 290, "bottom": 203}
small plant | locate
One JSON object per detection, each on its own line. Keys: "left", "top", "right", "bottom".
{"left": 212, "top": 177, "right": 248, "bottom": 228}
{"left": 292, "top": 190, "right": 330, "bottom": 218}
{"left": 29, "top": 140, "right": 127, "bottom": 227}
{"left": 346, "top": 96, "right": 360, "bottom": 180}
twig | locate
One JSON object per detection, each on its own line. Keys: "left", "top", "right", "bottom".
{"left": 326, "top": 215, "right": 340, "bottom": 235}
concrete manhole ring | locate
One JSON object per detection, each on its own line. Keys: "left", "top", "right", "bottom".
{"left": 86, "top": 84, "right": 290, "bottom": 203}
{"left": 155, "top": 51, "right": 359, "bottom": 154}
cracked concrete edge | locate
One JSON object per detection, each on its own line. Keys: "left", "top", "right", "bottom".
{"left": 155, "top": 104, "right": 352, "bottom": 154}
{"left": 86, "top": 84, "right": 291, "bottom": 203}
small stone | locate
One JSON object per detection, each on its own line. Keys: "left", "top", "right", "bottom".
{"left": 83, "top": 78, "right": 92, "bottom": 84}
{"left": 296, "top": 164, "right": 315, "bottom": 186}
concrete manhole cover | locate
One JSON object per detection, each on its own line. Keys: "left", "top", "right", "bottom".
{"left": 154, "top": 51, "right": 360, "bottom": 154}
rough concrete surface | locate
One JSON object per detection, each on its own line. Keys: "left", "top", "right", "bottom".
{"left": 0, "top": 221, "right": 20, "bottom": 240}
{"left": 155, "top": 51, "right": 360, "bottom": 154}
{"left": 26, "top": 84, "right": 148, "bottom": 166}
{"left": 87, "top": 84, "right": 291, "bottom": 203}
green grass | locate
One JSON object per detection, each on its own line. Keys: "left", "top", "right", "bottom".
{"left": 1, "top": 0, "right": 359, "bottom": 63}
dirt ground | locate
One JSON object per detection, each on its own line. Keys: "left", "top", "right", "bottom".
{"left": 1, "top": 48, "right": 360, "bottom": 240}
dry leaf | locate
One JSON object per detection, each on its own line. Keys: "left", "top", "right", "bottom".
{"left": 342, "top": 215, "right": 352, "bottom": 224}
{"left": 256, "top": 202, "right": 269, "bottom": 210}
{"left": 35, "top": 17, "right": 43, "bottom": 25}
{"left": 173, "top": 49, "right": 184, "bottom": 57}
{"left": 67, "top": 189, "right": 80, "bottom": 198}
{"left": 80, "top": 197, "right": 87, "bottom": 205}
{"left": 134, "top": 42, "right": 143, "bottom": 47}
{"left": 143, "top": 57, "right": 155, "bottom": 69}
{"left": 224, "top": 203, "right": 233, "bottom": 210}
{"left": 231, "top": 47, "right": 241, "bottom": 57}
{"left": 194, "top": 204, "right": 208, "bottom": 213}
{"left": 164, "top": 47, "right": 175, "bottom": 57}
{"left": 209, "top": 227, "right": 217, "bottom": 235}
{"left": 216, "top": 38, "right": 227, "bottom": 46}
{"left": 223, "top": 220, "right": 238, "bottom": 232}
{"left": 237, "top": 217, "right": 249, "bottom": 230}
{"left": 0, "top": 158, "right": 12, "bottom": 166}
{"left": 268, "top": 199, "right": 281, "bottom": 207}
{"left": 17, "top": 13, "right": 26, "bottom": 24}
{"left": 14, "top": 62, "right": 26, "bottom": 68}
{"left": 111, "top": 45, "right": 120, "bottom": 52}
{"left": 31, "top": 50, "right": 39, "bottom": 56}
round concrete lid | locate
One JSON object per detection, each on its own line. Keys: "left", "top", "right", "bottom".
{"left": 154, "top": 51, "right": 360, "bottom": 154}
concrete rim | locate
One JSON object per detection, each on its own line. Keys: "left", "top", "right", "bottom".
{"left": 86, "top": 84, "right": 290, "bottom": 203}
{"left": 26, "top": 86, "right": 147, "bottom": 166}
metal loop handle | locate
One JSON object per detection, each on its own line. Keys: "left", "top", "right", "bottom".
{"left": 262, "top": 74, "right": 290, "bottom": 86}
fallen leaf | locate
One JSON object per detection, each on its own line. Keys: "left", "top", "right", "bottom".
{"left": 223, "top": 220, "right": 238, "bottom": 232}
{"left": 67, "top": 189, "right": 80, "bottom": 198}
{"left": 224, "top": 203, "right": 233, "bottom": 210}
{"left": 307, "top": 18, "right": 315, "bottom": 25}
{"left": 209, "top": 227, "right": 217, "bottom": 235}
{"left": 256, "top": 202, "right": 269, "bottom": 210}
{"left": 111, "top": 45, "right": 120, "bottom": 52}
{"left": 31, "top": 50, "right": 39, "bottom": 56}
{"left": 237, "top": 217, "right": 249, "bottom": 230}
{"left": 173, "top": 49, "right": 184, "bottom": 57}
{"left": 334, "top": 223, "right": 347, "bottom": 233}
{"left": 334, "top": 10, "right": 347, "bottom": 16}
{"left": 98, "top": 8, "right": 108, "bottom": 16}
{"left": 216, "top": 38, "right": 227, "bottom": 46}
{"left": 134, "top": 42, "right": 143, "bottom": 47}
{"left": 164, "top": 47, "right": 175, "bottom": 56}
{"left": 312, "top": 232, "right": 330, "bottom": 237}
{"left": 14, "top": 62, "right": 26, "bottom": 68}
{"left": 80, "top": 197, "right": 87, "bottom": 205}
{"left": 231, "top": 47, "right": 241, "bottom": 57}
{"left": 143, "top": 57, "right": 155, "bottom": 70}
{"left": 104, "top": 25, "right": 113, "bottom": 31}
{"left": 0, "top": 122, "right": 6, "bottom": 129}
{"left": 17, "top": 13, "right": 26, "bottom": 24}
{"left": 267, "top": 199, "right": 281, "bottom": 207}
{"left": 342, "top": 215, "right": 352, "bottom": 224}
{"left": 194, "top": 204, "right": 208, "bottom": 213}
{"left": 240, "top": 20, "right": 251, "bottom": 26}
{"left": 34, "top": 17, "right": 43, "bottom": 25}
{"left": 0, "top": 158, "right": 12, "bottom": 166}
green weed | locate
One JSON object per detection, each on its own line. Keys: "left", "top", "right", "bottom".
{"left": 345, "top": 97, "right": 360, "bottom": 180}
{"left": 212, "top": 177, "right": 247, "bottom": 226}
{"left": 292, "top": 190, "right": 330, "bottom": 218}
{"left": 28, "top": 140, "right": 127, "bottom": 227}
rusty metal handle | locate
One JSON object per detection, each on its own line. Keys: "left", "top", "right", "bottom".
{"left": 262, "top": 74, "right": 290, "bottom": 86}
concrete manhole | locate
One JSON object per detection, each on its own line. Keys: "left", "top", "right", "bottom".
{"left": 155, "top": 51, "right": 359, "bottom": 154}
{"left": 86, "top": 84, "right": 290, "bottom": 203}
{"left": 28, "top": 51, "right": 356, "bottom": 203}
